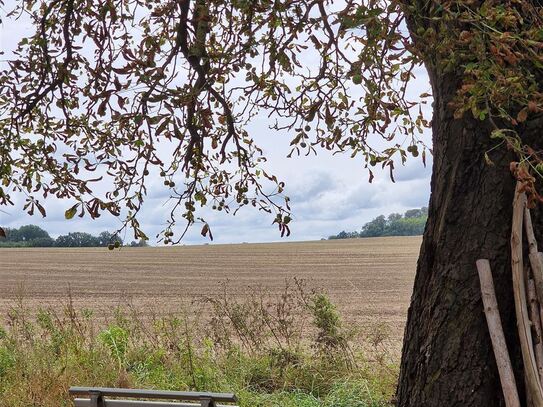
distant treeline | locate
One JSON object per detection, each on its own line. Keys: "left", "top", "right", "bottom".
{"left": 0, "top": 225, "right": 148, "bottom": 248}
{"left": 329, "top": 207, "right": 428, "bottom": 239}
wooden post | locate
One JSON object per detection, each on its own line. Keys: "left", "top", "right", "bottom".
{"left": 476, "top": 259, "right": 520, "bottom": 407}
{"left": 528, "top": 278, "right": 543, "bottom": 384}
{"left": 512, "top": 184, "right": 543, "bottom": 406}
{"left": 524, "top": 207, "right": 543, "bottom": 306}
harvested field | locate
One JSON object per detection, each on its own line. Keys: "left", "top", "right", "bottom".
{"left": 0, "top": 236, "right": 420, "bottom": 348}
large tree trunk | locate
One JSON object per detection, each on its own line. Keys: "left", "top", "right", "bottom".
{"left": 395, "top": 60, "right": 535, "bottom": 404}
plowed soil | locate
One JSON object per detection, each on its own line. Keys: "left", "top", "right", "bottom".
{"left": 0, "top": 236, "right": 421, "bottom": 347}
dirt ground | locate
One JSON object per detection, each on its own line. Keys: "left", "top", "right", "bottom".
{"left": 0, "top": 236, "right": 421, "bottom": 347}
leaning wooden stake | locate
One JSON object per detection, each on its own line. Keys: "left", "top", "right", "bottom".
{"left": 524, "top": 207, "right": 543, "bottom": 306}
{"left": 476, "top": 259, "right": 521, "bottom": 407}
{"left": 528, "top": 278, "right": 543, "bottom": 383}
{"left": 512, "top": 184, "right": 543, "bottom": 405}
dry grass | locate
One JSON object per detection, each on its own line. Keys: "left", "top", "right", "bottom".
{"left": 0, "top": 236, "right": 421, "bottom": 353}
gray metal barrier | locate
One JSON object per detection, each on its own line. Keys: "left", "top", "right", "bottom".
{"left": 69, "top": 387, "right": 238, "bottom": 407}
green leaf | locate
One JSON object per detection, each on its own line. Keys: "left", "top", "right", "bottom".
{"left": 65, "top": 204, "right": 78, "bottom": 220}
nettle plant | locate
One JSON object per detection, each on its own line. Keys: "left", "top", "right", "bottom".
{"left": 0, "top": 0, "right": 541, "bottom": 242}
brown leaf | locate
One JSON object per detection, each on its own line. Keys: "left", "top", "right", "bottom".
{"left": 517, "top": 107, "right": 528, "bottom": 123}
{"left": 36, "top": 201, "right": 46, "bottom": 217}
{"left": 98, "top": 99, "right": 108, "bottom": 117}
{"left": 155, "top": 117, "right": 170, "bottom": 135}
{"left": 201, "top": 223, "right": 213, "bottom": 241}
{"left": 528, "top": 101, "right": 538, "bottom": 113}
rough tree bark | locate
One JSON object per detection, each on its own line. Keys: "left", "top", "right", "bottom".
{"left": 395, "top": 21, "right": 543, "bottom": 402}
{"left": 396, "top": 61, "right": 525, "bottom": 405}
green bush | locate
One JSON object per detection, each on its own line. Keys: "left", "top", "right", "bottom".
{"left": 99, "top": 325, "right": 129, "bottom": 365}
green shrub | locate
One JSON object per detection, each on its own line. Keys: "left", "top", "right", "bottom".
{"left": 98, "top": 325, "right": 129, "bottom": 365}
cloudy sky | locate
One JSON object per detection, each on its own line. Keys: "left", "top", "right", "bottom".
{"left": 0, "top": 4, "right": 432, "bottom": 245}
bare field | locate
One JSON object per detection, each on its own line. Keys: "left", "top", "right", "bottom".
{"left": 0, "top": 236, "right": 420, "bottom": 345}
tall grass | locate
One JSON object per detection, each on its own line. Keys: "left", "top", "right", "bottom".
{"left": 0, "top": 280, "right": 396, "bottom": 406}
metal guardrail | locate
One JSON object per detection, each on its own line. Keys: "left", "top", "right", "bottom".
{"left": 69, "top": 387, "right": 238, "bottom": 407}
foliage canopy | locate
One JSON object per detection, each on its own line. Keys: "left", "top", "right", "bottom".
{"left": 0, "top": 0, "right": 542, "bottom": 241}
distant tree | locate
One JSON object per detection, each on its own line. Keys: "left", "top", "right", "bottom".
{"left": 129, "top": 239, "right": 149, "bottom": 247}
{"left": 1, "top": 225, "right": 52, "bottom": 246}
{"left": 96, "top": 231, "right": 122, "bottom": 247}
{"left": 12, "top": 225, "right": 49, "bottom": 241}
{"left": 329, "top": 208, "right": 428, "bottom": 239}
{"left": 0, "top": 225, "right": 126, "bottom": 248}
{"left": 404, "top": 209, "right": 423, "bottom": 219}
{"left": 328, "top": 231, "right": 347, "bottom": 240}
{"left": 386, "top": 217, "right": 427, "bottom": 237}
{"left": 359, "top": 215, "right": 387, "bottom": 238}
{"left": 329, "top": 231, "right": 353, "bottom": 240}
{"left": 55, "top": 232, "right": 99, "bottom": 247}
{"left": 28, "top": 236, "right": 55, "bottom": 247}
{"left": 3, "top": 227, "right": 20, "bottom": 242}
{"left": 387, "top": 213, "right": 402, "bottom": 223}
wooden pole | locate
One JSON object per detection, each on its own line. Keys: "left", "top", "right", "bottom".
{"left": 512, "top": 183, "right": 543, "bottom": 406}
{"left": 524, "top": 202, "right": 543, "bottom": 387}
{"left": 529, "top": 278, "right": 543, "bottom": 384}
{"left": 524, "top": 207, "right": 543, "bottom": 306}
{"left": 476, "top": 259, "right": 520, "bottom": 407}
{"left": 525, "top": 206, "right": 539, "bottom": 253}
